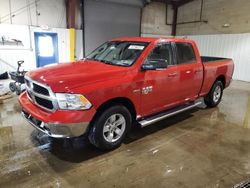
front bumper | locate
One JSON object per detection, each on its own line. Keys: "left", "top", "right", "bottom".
{"left": 19, "top": 92, "right": 96, "bottom": 138}
{"left": 21, "top": 110, "right": 89, "bottom": 138}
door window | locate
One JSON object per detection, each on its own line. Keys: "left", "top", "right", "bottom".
{"left": 38, "top": 35, "right": 54, "bottom": 57}
{"left": 34, "top": 32, "right": 58, "bottom": 67}
{"left": 176, "top": 42, "right": 196, "bottom": 65}
{"left": 147, "top": 43, "right": 173, "bottom": 67}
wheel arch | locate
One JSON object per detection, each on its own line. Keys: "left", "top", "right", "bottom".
{"left": 87, "top": 97, "right": 137, "bottom": 132}
{"left": 216, "top": 75, "right": 226, "bottom": 88}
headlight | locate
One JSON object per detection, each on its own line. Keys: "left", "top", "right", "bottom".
{"left": 55, "top": 93, "right": 92, "bottom": 110}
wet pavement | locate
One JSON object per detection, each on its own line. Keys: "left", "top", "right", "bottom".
{"left": 0, "top": 80, "right": 250, "bottom": 188}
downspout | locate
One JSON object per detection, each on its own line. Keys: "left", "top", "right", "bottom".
{"left": 171, "top": 6, "right": 178, "bottom": 36}
{"left": 166, "top": 0, "right": 207, "bottom": 28}
{"left": 139, "top": 7, "right": 142, "bottom": 37}
{"left": 9, "top": 0, "right": 12, "bottom": 24}
{"left": 200, "top": 0, "right": 203, "bottom": 21}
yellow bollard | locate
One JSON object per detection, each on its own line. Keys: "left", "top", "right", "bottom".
{"left": 69, "top": 28, "right": 75, "bottom": 61}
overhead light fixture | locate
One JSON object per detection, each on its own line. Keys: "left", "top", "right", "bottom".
{"left": 40, "top": 25, "right": 50, "bottom": 30}
{"left": 223, "top": 23, "right": 230, "bottom": 28}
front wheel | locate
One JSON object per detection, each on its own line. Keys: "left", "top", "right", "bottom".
{"left": 204, "top": 80, "right": 224, "bottom": 107}
{"left": 88, "top": 105, "right": 132, "bottom": 150}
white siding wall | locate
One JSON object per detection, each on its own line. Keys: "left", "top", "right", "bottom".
{"left": 0, "top": 0, "right": 68, "bottom": 28}
{"left": 0, "top": 0, "right": 85, "bottom": 73}
{"left": 185, "top": 34, "right": 250, "bottom": 82}
{"left": 75, "top": 29, "right": 83, "bottom": 59}
{"left": 0, "top": 24, "right": 74, "bottom": 72}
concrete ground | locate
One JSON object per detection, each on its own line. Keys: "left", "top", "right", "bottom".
{"left": 0, "top": 80, "right": 250, "bottom": 188}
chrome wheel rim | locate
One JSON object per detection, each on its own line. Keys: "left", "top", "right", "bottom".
{"left": 213, "top": 85, "right": 221, "bottom": 103}
{"left": 103, "top": 114, "right": 126, "bottom": 143}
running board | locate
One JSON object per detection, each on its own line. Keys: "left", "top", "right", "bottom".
{"left": 138, "top": 101, "right": 202, "bottom": 127}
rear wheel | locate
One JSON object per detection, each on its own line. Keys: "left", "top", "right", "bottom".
{"left": 204, "top": 80, "right": 223, "bottom": 107}
{"left": 88, "top": 105, "right": 132, "bottom": 150}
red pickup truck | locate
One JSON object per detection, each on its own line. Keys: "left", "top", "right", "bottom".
{"left": 19, "top": 37, "right": 234, "bottom": 150}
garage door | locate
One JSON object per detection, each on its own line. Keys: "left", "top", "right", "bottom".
{"left": 84, "top": 0, "right": 143, "bottom": 55}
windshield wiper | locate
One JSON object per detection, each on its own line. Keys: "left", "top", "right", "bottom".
{"left": 101, "top": 60, "right": 131, "bottom": 67}
{"left": 99, "top": 60, "right": 115, "bottom": 65}
{"left": 86, "top": 58, "right": 112, "bottom": 64}
{"left": 86, "top": 57, "right": 98, "bottom": 61}
{"left": 86, "top": 58, "right": 127, "bottom": 67}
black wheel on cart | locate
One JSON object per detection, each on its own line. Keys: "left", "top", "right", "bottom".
{"left": 9, "top": 82, "right": 16, "bottom": 92}
{"left": 15, "top": 85, "right": 22, "bottom": 95}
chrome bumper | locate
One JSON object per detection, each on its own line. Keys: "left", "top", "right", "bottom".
{"left": 21, "top": 110, "right": 89, "bottom": 138}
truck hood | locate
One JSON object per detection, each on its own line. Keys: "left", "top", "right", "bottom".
{"left": 27, "top": 60, "right": 129, "bottom": 92}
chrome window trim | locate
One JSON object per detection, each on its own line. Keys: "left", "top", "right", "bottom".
{"left": 25, "top": 75, "right": 58, "bottom": 111}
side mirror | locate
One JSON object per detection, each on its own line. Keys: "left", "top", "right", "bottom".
{"left": 141, "top": 59, "right": 167, "bottom": 71}
{"left": 141, "top": 64, "right": 156, "bottom": 71}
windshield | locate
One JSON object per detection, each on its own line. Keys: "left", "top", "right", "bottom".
{"left": 86, "top": 41, "right": 149, "bottom": 67}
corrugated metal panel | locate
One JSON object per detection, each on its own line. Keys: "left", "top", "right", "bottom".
{"left": 186, "top": 34, "right": 250, "bottom": 82}
{"left": 84, "top": 0, "right": 141, "bottom": 54}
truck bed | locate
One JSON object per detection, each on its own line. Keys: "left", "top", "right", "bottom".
{"left": 201, "top": 56, "right": 232, "bottom": 63}
{"left": 199, "top": 57, "right": 234, "bottom": 97}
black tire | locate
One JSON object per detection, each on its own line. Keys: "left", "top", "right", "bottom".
{"left": 88, "top": 105, "right": 132, "bottom": 150}
{"left": 204, "top": 80, "right": 224, "bottom": 108}
{"left": 15, "top": 86, "right": 22, "bottom": 95}
{"left": 9, "top": 82, "right": 16, "bottom": 92}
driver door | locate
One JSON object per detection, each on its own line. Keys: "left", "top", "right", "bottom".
{"left": 140, "top": 43, "right": 181, "bottom": 117}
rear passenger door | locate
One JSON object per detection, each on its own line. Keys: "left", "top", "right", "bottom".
{"left": 174, "top": 42, "right": 203, "bottom": 101}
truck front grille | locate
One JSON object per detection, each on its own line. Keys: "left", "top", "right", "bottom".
{"left": 25, "top": 77, "right": 57, "bottom": 111}
{"left": 35, "top": 96, "right": 54, "bottom": 109}
{"left": 33, "top": 83, "right": 50, "bottom": 96}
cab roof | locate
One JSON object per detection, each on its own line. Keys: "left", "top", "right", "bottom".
{"left": 111, "top": 37, "right": 195, "bottom": 43}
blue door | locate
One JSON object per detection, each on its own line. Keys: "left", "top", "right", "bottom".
{"left": 34, "top": 32, "right": 58, "bottom": 67}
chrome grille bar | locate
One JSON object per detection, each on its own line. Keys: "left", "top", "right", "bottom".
{"left": 24, "top": 76, "right": 58, "bottom": 111}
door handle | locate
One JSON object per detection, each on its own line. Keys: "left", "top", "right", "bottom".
{"left": 194, "top": 70, "right": 202, "bottom": 74}
{"left": 168, "top": 73, "right": 177, "bottom": 77}
{"left": 185, "top": 70, "right": 192, "bottom": 74}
